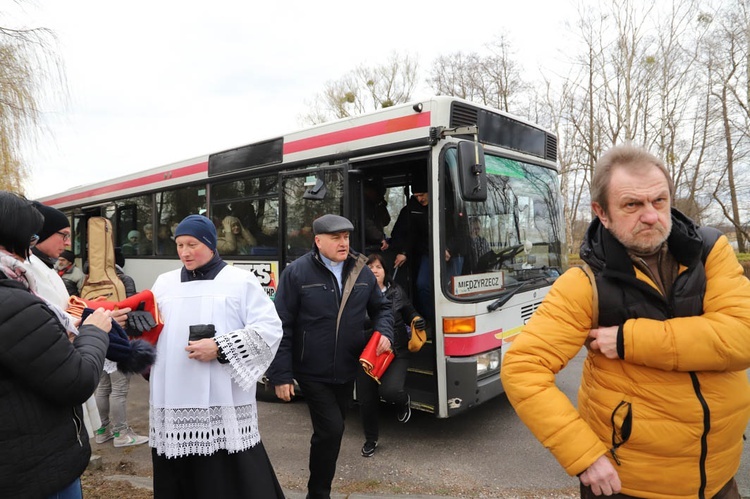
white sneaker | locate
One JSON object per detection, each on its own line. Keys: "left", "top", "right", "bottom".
{"left": 113, "top": 427, "right": 149, "bottom": 447}
{"left": 94, "top": 424, "right": 114, "bottom": 444}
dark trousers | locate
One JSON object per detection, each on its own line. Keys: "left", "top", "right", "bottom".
{"left": 297, "top": 379, "right": 354, "bottom": 499}
{"left": 580, "top": 477, "right": 739, "bottom": 499}
{"left": 415, "top": 255, "right": 435, "bottom": 325}
{"left": 357, "top": 353, "right": 410, "bottom": 442}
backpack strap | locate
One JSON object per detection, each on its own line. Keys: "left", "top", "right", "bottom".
{"left": 697, "top": 226, "right": 722, "bottom": 264}
{"left": 580, "top": 263, "right": 599, "bottom": 328}
{"left": 336, "top": 252, "right": 368, "bottom": 333}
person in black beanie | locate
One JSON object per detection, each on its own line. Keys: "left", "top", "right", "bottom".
{"left": 28, "top": 202, "right": 133, "bottom": 443}
{"left": 149, "top": 214, "right": 286, "bottom": 498}
{"left": 28, "top": 202, "right": 75, "bottom": 309}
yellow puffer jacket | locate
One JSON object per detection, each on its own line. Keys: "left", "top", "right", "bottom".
{"left": 501, "top": 235, "right": 750, "bottom": 498}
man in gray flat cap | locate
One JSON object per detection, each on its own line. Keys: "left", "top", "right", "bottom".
{"left": 267, "top": 213, "right": 393, "bottom": 499}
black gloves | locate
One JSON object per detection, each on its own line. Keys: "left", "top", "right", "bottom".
{"left": 126, "top": 301, "right": 157, "bottom": 336}
{"left": 413, "top": 317, "right": 426, "bottom": 331}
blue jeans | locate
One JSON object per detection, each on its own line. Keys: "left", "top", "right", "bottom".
{"left": 46, "top": 478, "right": 82, "bottom": 499}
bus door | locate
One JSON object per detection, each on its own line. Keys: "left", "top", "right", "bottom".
{"left": 349, "top": 168, "right": 440, "bottom": 414}
{"left": 279, "top": 166, "right": 347, "bottom": 269}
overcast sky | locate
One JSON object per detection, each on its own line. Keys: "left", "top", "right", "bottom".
{"left": 9, "top": 0, "right": 580, "bottom": 199}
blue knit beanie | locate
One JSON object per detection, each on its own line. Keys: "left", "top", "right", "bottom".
{"left": 174, "top": 215, "right": 217, "bottom": 251}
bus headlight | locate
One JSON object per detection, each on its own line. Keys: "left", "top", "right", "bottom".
{"left": 476, "top": 350, "right": 501, "bottom": 378}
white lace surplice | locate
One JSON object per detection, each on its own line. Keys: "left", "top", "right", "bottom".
{"left": 149, "top": 266, "right": 282, "bottom": 458}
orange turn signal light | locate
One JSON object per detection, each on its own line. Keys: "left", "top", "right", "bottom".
{"left": 443, "top": 317, "right": 476, "bottom": 334}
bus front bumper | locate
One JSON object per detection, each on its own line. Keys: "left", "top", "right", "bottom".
{"left": 445, "top": 356, "right": 503, "bottom": 417}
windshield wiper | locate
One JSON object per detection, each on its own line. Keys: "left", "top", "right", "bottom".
{"left": 486, "top": 276, "right": 553, "bottom": 313}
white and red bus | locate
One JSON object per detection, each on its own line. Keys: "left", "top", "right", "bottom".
{"left": 40, "top": 96, "right": 565, "bottom": 418}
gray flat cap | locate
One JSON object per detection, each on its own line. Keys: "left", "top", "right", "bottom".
{"left": 313, "top": 214, "right": 354, "bottom": 235}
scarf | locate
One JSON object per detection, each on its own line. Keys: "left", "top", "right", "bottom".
{"left": 0, "top": 248, "right": 37, "bottom": 291}
{"left": 0, "top": 249, "right": 79, "bottom": 336}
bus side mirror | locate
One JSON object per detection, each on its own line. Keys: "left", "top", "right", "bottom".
{"left": 457, "top": 141, "right": 487, "bottom": 201}
{"left": 303, "top": 177, "right": 327, "bottom": 200}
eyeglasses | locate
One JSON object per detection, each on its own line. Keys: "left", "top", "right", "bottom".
{"left": 30, "top": 234, "right": 40, "bottom": 248}
{"left": 56, "top": 231, "right": 72, "bottom": 242}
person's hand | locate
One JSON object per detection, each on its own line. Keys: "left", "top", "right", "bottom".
{"left": 413, "top": 317, "right": 426, "bottom": 331}
{"left": 82, "top": 307, "right": 113, "bottom": 333}
{"left": 185, "top": 338, "right": 219, "bottom": 362}
{"left": 579, "top": 455, "right": 621, "bottom": 495}
{"left": 110, "top": 307, "right": 132, "bottom": 328}
{"left": 376, "top": 335, "right": 392, "bottom": 355}
{"left": 380, "top": 239, "right": 389, "bottom": 251}
{"left": 394, "top": 253, "right": 407, "bottom": 268}
{"left": 275, "top": 383, "right": 295, "bottom": 402}
{"left": 445, "top": 249, "right": 451, "bottom": 261}
{"left": 588, "top": 326, "right": 619, "bottom": 359}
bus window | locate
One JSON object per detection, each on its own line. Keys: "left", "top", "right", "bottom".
{"left": 211, "top": 176, "right": 279, "bottom": 256}
{"left": 154, "top": 186, "right": 207, "bottom": 256}
{"left": 115, "top": 195, "right": 152, "bottom": 256}
{"left": 443, "top": 148, "right": 563, "bottom": 298}
{"left": 282, "top": 169, "right": 344, "bottom": 263}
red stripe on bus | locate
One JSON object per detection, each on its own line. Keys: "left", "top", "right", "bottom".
{"left": 44, "top": 162, "right": 208, "bottom": 207}
{"left": 45, "top": 112, "right": 430, "bottom": 207}
{"left": 444, "top": 329, "right": 503, "bottom": 356}
{"left": 283, "top": 112, "right": 431, "bottom": 155}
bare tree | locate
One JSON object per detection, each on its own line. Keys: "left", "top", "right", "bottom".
{"left": 426, "top": 35, "right": 527, "bottom": 113}
{"left": 0, "top": 10, "right": 66, "bottom": 194}
{"left": 300, "top": 52, "right": 418, "bottom": 125}
{"left": 703, "top": 0, "right": 750, "bottom": 251}
{"left": 427, "top": 51, "right": 483, "bottom": 101}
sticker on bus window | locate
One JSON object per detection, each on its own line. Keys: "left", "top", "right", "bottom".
{"left": 452, "top": 272, "right": 505, "bottom": 296}
{"left": 234, "top": 261, "right": 279, "bottom": 300}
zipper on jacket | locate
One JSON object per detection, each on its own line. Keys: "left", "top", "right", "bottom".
{"left": 690, "top": 372, "right": 709, "bottom": 499}
{"left": 73, "top": 409, "right": 83, "bottom": 447}
{"left": 311, "top": 251, "right": 350, "bottom": 382}
{"left": 331, "top": 273, "right": 341, "bottom": 381}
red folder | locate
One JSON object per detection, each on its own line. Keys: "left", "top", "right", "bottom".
{"left": 359, "top": 331, "right": 394, "bottom": 383}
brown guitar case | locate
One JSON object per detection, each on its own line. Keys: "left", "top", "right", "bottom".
{"left": 80, "top": 217, "right": 126, "bottom": 302}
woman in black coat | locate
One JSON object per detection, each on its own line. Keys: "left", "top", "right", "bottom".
{"left": 357, "top": 253, "right": 426, "bottom": 458}
{"left": 0, "top": 191, "right": 112, "bottom": 499}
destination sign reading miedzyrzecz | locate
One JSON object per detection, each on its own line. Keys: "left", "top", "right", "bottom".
{"left": 453, "top": 271, "right": 505, "bottom": 296}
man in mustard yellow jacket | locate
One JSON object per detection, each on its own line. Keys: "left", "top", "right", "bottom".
{"left": 501, "top": 143, "right": 750, "bottom": 498}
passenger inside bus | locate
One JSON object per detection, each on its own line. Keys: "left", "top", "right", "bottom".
{"left": 217, "top": 216, "right": 257, "bottom": 255}
{"left": 122, "top": 230, "right": 140, "bottom": 256}
{"left": 138, "top": 224, "right": 154, "bottom": 255}
{"left": 389, "top": 172, "right": 435, "bottom": 324}
{"left": 363, "top": 178, "right": 390, "bottom": 255}
{"left": 468, "top": 217, "right": 492, "bottom": 272}
{"left": 156, "top": 224, "right": 177, "bottom": 256}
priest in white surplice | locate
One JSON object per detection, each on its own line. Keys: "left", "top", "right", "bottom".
{"left": 150, "top": 214, "right": 284, "bottom": 499}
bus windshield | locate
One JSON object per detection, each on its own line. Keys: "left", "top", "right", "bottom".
{"left": 443, "top": 147, "right": 564, "bottom": 300}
